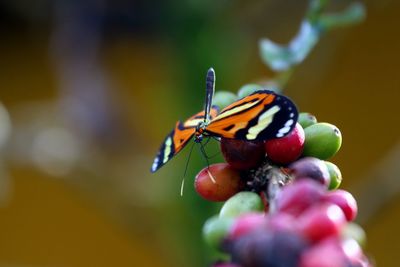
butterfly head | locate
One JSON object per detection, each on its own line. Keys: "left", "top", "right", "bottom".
{"left": 194, "top": 121, "right": 207, "bottom": 143}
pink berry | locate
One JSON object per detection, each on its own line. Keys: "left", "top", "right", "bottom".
{"left": 221, "top": 138, "right": 266, "bottom": 170}
{"left": 289, "top": 157, "right": 330, "bottom": 186}
{"left": 265, "top": 123, "right": 305, "bottom": 164}
{"left": 299, "top": 238, "right": 349, "bottom": 267}
{"left": 324, "top": 190, "right": 358, "bottom": 221}
{"left": 298, "top": 203, "right": 346, "bottom": 243}
{"left": 228, "top": 213, "right": 267, "bottom": 239}
{"left": 195, "top": 163, "right": 244, "bottom": 202}
{"left": 266, "top": 213, "right": 298, "bottom": 233}
{"left": 341, "top": 238, "right": 363, "bottom": 264}
{"left": 276, "top": 179, "right": 325, "bottom": 217}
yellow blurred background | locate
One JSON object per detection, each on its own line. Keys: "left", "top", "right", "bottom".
{"left": 0, "top": 0, "right": 399, "bottom": 266}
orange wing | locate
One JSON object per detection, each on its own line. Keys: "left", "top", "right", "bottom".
{"left": 151, "top": 106, "right": 219, "bottom": 172}
{"left": 205, "top": 90, "right": 297, "bottom": 141}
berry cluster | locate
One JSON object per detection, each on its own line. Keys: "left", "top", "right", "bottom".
{"left": 196, "top": 112, "right": 372, "bottom": 267}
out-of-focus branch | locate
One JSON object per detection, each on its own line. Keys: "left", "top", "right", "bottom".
{"left": 259, "top": 0, "right": 365, "bottom": 88}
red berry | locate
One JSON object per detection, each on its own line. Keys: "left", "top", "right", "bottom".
{"left": 324, "top": 190, "right": 358, "bottom": 221}
{"left": 228, "top": 213, "right": 267, "bottom": 239}
{"left": 276, "top": 179, "right": 325, "bottom": 217}
{"left": 195, "top": 163, "right": 244, "bottom": 201}
{"left": 289, "top": 157, "right": 330, "bottom": 186}
{"left": 298, "top": 203, "right": 346, "bottom": 243}
{"left": 265, "top": 123, "right": 305, "bottom": 164}
{"left": 221, "top": 138, "right": 266, "bottom": 170}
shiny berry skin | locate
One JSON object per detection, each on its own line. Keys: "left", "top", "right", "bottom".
{"left": 324, "top": 190, "right": 358, "bottom": 221}
{"left": 299, "top": 238, "right": 350, "bottom": 267}
{"left": 298, "top": 112, "right": 318, "bottom": 129}
{"left": 341, "top": 223, "right": 367, "bottom": 247}
{"left": 221, "top": 138, "right": 266, "bottom": 170}
{"left": 220, "top": 192, "right": 264, "bottom": 218}
{"left": 303, "top": 122, "right": 342, "bottom": 160}
{"left": 298, "top": 203, "right": 346, "bottom": 243}
{"left": 265, "top": 123, "right": 305, "bottom": 165}
{"left": 231, "top": 230, "right": 309, "bottom": 267}
{"left": 289, "top": 157, "right": 330, "bottom": 186}
{"left": 228, "top": 213, "right": 267, "bottom": 239}
{"left": 195, "top": 163, "right": 244, "bottom": 202}
{"left": 276, "top": 179, "right": 325, "bottom": 217}
{"left": 325, "top": 161, "right": 342, "bottom": 190}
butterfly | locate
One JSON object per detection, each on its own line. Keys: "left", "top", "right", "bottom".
{"left": 151, "top": 68, "right": 298, "bottom": 173}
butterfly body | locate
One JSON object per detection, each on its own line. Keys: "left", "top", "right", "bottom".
{"left": 151, "top": 69, "right": 298, "bottom": 173}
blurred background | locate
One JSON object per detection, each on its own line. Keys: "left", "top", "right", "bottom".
{"left": 0, "top": 0, "right": 399, "bottom": 266}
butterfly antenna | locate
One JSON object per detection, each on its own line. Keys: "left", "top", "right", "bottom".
{"left": 198, "top": 140, "right": 216, "bottom": 183}
{"left": 180, "top": 141, "right": 196, "bottom": 196}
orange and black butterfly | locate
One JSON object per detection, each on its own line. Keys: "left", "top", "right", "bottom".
{"left": 151, "top": 68, "right": 298, "bottom": 173}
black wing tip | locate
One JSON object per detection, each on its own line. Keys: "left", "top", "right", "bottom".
{"left": 207, "top": 67, "right": 215, "bottom": 74}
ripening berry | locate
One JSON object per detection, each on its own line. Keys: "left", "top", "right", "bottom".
{"left": 231, "top": 230, "right": 309, "bottom": 267}
{"left": 324, "top": 190, "right": 358, "bottom": 221}
{"left": 203, "top": 215, "right": 234, "bottom": 250}
{"left": 298, "top": 112, "right": 317, "bottom": 129}
{"left": 276, "top": 179, "right": 325, "bottom": 217}
{"left": 228, "top": 213, "right": 267, "bottom": 239}
{"left": 299, "top": 238, "right": 350, "bottom": 267}
{"left": 298, "top": 203, "right": 346, "bottom": 243}
{"left": 265, "top": 123, "right": 305, "bottom": 164}
{"left": 325, "top": 161, "right": 342, "bottom": 190}
{"left": 221, "top": 138, "right": 266, "bottom": 170}
{"left": 195, "top": 163, "right": 244, "bottom": 202}
{"left": 220, "top": 192, "right": 264, "bottom": 218}
{"left": 303, "top": 122, "right": 342, "bottom": 160}
{"left": 289, "top": 157, "right": 330, "bottom": 186}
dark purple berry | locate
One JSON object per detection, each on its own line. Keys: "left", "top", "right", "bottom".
{"left": 231, "top": 230, "right": 309, "bottom": 267}
{"left": 221, "top": 138, "right": 266, "bottom": 170}
{"left": 289, "top": 157, "right": 330, "bottom": 186}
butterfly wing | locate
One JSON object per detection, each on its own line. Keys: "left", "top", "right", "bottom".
{"left": 151, "top": 106, "right": 219, "bottom": 173}
{"left": 151, "top": 121, "right": 195, "bottom": 173}
{"left": 205, "top": 90, "right": 298, "bottom": 141}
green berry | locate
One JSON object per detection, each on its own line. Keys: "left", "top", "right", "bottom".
{"left": 298, "top": 112, "right": 317, "bottom": 128}
{"left": 237, "top": 84, "right": 263, "bottom": 99}
{"left": 203, "top": 215, "right": 234, "bottom": 250}
{"left": 213, "top": 91, "right": 238, "bottom": 109}
{"left": 325, "top": 161, "right": 342, "bottom": 190}
{"left": 219, "top": 192, "right": 264, "bottom": 218}
{"left": 341, "top": 222, "right": 367, "bottom": 248}
{"left": 303, "top": 122, "right": 342, "bottom": 160}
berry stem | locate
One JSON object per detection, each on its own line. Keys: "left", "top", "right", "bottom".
{"left": 267, "top": 168, "right": 290, "bottom": 214}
